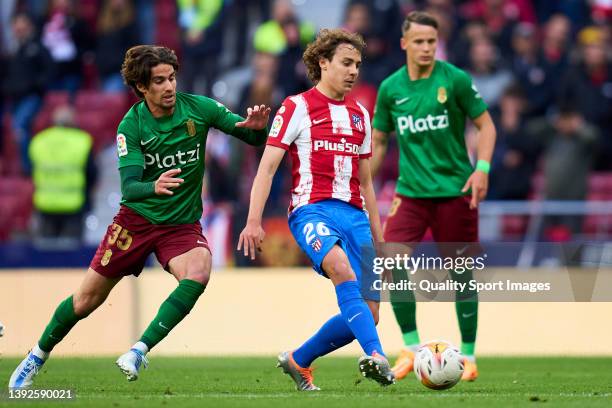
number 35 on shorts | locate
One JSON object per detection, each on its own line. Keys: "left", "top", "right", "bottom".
{"left": 100, "top": 223, "right": 133, "bottom": 267}
{"left": 107, "top": 223, "right": 133, "bottom": 251}
{"left": 303, "top": 222, "right": 330, "bottom": 244}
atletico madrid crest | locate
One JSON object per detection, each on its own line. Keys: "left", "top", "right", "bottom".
{"left": 352, "top": 113, "right": 363, "bottom": 132}
{"left": 186, "top": 119, "right": 196, "bottom": 136}
{"left": 311, "top": 238, "right": 322, "bottom": 252}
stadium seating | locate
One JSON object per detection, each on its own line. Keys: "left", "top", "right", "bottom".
{"left": 584, "top": 173, "right": 612, "bottom": 235}
{"left": 501, "top": 173, "right": 612, "bottom": 238}
{"left": 155, "top": 0, "right": 181, "bottom": 54}
{"left": 74, "top": 91, "right": 129, "bottom": 151}
{"left": 1, "top": 114, "right": 22, "bottom": 176}
{"left": 0, "top": 177, "right": 33, "bottom": 240}
{"left": 32, "top": 91, "right": 71, "bottom": 135}
{"left": 30, "top": 90, "right": 129, "bottom": 153}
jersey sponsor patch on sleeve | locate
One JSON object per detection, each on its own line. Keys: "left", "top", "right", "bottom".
{"left": 269, "top": 115, "right": 283, "bottom": 138}
{"left": 117, "top": 133, "right": 128, "bottom": 157}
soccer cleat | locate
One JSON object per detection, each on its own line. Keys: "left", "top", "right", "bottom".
{"left": 461, "top": 358, "right": 479, "bottom": 381}
{"left": 116, "top": 348, "right": 149, "bottom": 381}
{"left": 391, "top": 349, "right": 415, "bottom": 380}
{"left": 276, "top": 351, "right": 320, "bottom": 391}
{"left": 8, "top": 351, "right": 45, "bottom": 389}
{"left": 358, "top": 352, "right": 395, "bottom": 386}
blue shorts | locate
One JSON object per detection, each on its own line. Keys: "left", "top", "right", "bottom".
{"left": 288, "top": 199, "right": 379, "bottom": 301}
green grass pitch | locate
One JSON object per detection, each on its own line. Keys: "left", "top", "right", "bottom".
{"left": 1, "top": 356, "right": 611, "bottom": 407}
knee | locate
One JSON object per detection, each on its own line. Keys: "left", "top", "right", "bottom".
{"left": 324, "top": 258, "right": 355, "bottom": 283}
{"left": 186, "top": 269, "right": 210, "bottom": 286}
{"left": 72, "top": 291, "right": 105, "bottom": 317}
{"left": 331, "top": 260, "right": 352, "bottom": 278}
{"left": 184, "top": 257, "right": 211, "bottom": 286}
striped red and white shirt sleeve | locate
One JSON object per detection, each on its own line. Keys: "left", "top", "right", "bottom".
{"left": 266, "top": 96, "right": 304, "bottom": 150}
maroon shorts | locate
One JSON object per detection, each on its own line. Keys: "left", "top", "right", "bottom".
{"left": 383, "top": 195, "right": 479, "bottom": 257}
{"left": 90, "top": 206, "right": 209, "bottom": 278}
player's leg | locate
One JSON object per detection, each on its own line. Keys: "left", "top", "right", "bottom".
{"left": 383, "top": 195, "right": 431, "bottom": 378}
{"left": 280, "top": 202, "right": 391, "bottom": 388}
{"left": 117, "top": 223, "right": 210, "bottom": 381}
{"left": 322, "top": 245, "right": 393, "bottom": 385}
{"left": 9, "top": 269, "right": 121, "bottom": 388}
{"left": 290, "top": 265, "right": 383, "bottom": 365}
{"left": 278, "top": 307, "right": 356, "bottom": 391}
{"left": 9, "top": 205, "right": 152, "bottom": 388}
{"left": 292, "top": 210, "right": 384, "bottom": 370}
{"left": 281, "top": 301, "right": 382, "bottom": 390}
{"left": 432, "top": 196, "right": 479, "bottom": 380}
{"left": 283, "top": 244, "right": 391, "bottom": 387}
{"left": 136, "top": 247, "right": 210, "bottom": 351}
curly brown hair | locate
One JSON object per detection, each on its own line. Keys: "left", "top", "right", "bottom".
{"left": 121, "top": 45, "right": 179, "bottom": 98}
{"left": 302, "top": 29, "right": 366, "bottom": 83}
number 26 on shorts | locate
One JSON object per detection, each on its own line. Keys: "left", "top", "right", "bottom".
{"left": 303, "top": 222, "right": 330, "bottom": 244}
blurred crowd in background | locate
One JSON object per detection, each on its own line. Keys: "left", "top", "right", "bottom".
{"left": 0, "top": 0, "right": 611, "bottom": 265}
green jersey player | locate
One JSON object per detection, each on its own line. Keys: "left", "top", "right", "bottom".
{"left": 371, "top": 12, "right": 497, "bottom": 381}
{"left": 9, "top": 45, "right": 271, "bottom": 388}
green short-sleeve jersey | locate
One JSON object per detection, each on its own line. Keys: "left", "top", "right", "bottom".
{"left": 116, "top": 92, "right": 246, "bottom": 224}
{"left": 373, "top": 60, "right": 488, "bottom": 198}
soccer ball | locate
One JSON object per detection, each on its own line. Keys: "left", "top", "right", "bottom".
{"left": 413, "top": 340, "right": 464, "bottom": 390}
{"left": 0, "top": 321, "right": 4, "bottom": 337}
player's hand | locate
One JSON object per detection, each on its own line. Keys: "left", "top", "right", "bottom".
{"left": 154, "top": 168, "right": 184, "bottom": 195}
{"left": 235, "top": 104, "right": 271, "bottom": 130}
{"left": 237, "top": 220, "right": 266, "bottom": 260}
{"left": 461, "top": 170, "right": 488, "bottom": 209}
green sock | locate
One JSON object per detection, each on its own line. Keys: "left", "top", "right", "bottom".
{"left": 402, "top": 330, "right": 420, "bottom": 348}
{"left": 140, "top": 279, "right": 205, "bottom": 350}
{"left": 461, "top": 342, "right": 475, "bottom": 356}
{"left": 452, "top": 269, "right": 478, "bottom": 353}
{"left": 390, "top": 268, "right": 419, "bottom": 344}
{"left": 38, "top": 296, "right": 82, "bottom": 352}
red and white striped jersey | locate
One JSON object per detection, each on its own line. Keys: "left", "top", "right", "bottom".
{"left": 267, "top": 87, "right": 372, "bottom": 212}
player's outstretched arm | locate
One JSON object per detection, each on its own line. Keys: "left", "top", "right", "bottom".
{"left": 235, "top": 104, "right": 272, "bottom": 130}
{"left": 371, "top": 129, "right": 389, "bottom": 177}
{"left": 228, "top": 104, "right": 272, "bottom": 146}
{"left": 462, "top": 110, "right": 496, "bottom": 209}
{"left": 218, "top": 103, "right": 272, "bottom": 146}
{"left": 238, "top": 145, "right": 286, "bottom": 260}
{"left": 359, "top": 158, "right": 384, "bottom": 242}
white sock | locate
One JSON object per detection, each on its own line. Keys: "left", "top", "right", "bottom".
{"left": 464, "top": 354, "right": 476, "bottom": 363}
{"left": 405, "top": 345, "right": 420, "bottom": 353}
{"left": 31, "top": 344, "right": 50, "bottom": 361}
{"left": 132, "top": 341, "right": 149, "bottom": 355}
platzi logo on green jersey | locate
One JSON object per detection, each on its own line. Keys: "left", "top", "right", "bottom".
{"left": 397, "top": 110, "right": 449, "bottom": 135}
{"left": 144, "top": 143, "right": 201, "bottom": 169}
